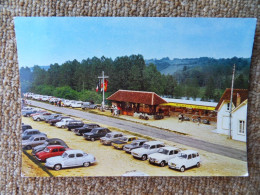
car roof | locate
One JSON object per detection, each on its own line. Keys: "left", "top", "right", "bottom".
{"left": 86, "top": 123, "right": 99, "bottom": 126}
{"left": 47, "top": 145, "right": 65, "bottom": 149}
{"left": 132, "top": 139, "right": 147, "bottom": 143}
{"left": 93, "top": 127, "right": 108, "bottom": 130}
{"left": 65, "top": 149, "right": 84, "bottom": 154}
{"left": 24, "top": 129, "right": 39, "bottom": 132}
{"left": 123, "top": 135, "right": 137, "bottom": 138}
{"left": 161, "top": 146, "right": 180, "bottom": 150}
{"left": 143, "top": 141, "right": 164, "bottom": 145}
{"left": 29, "top": 134, "right": 46, "bottom": 138}
{"left": 180, "top": 150, "right": 198, "bottom": 154}
{"left": 108, "top": 131, "right": 123, "bottom": 135}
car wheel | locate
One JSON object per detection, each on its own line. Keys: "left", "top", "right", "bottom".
{"left": 83, "top": 162, "right": 90, "bottom": 167}
{"left": 37, "top": 118, "right": 40, "bottom": 121}
{"left": 54, "top": 164, "right": 62, "bottom": 171}
{"left": 91, "top": 138, "right": 95, "bottom": 142}
{"left": 141, "top": 155, "right": 147, "bottom": 161}
{"left": 196, "top": 162, "right": 200, "bottom": 168}
{"left": 180, "top": 166, "right": 185, "bottom": 172}
{"left": 160, "top": 161, "right": 166, "bottom": 167}
{"left": 25, "top": 145, "right": 32, "bottom": 150}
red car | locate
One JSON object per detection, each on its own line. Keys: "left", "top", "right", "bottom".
{"left": 35, "top": 145, "right": 70, "bottom": 162}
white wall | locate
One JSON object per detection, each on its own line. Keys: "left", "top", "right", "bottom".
{"left": 231, "top": 104, "right": 247, "bottom": 142}
{"left": 216, "top": 102, "right": 230, "bottom": 135}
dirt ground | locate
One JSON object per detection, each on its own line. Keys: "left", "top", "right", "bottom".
{"left": 22, "top": 115, "right": 247, "bottom": 177}
{"left": 88, "top": 109, "right": 246, "bottom": 151}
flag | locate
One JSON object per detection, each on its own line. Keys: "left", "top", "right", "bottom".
{"left": 96, "top": 84, "right": 99, "bottom": 92}
{"left": 104, "top": 79, "right": 108, "bottom": 92}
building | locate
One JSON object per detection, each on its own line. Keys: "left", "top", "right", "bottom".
{"left": 159, "top": 98, "right": 218, "bottom": 121}
{"left": 215, "top": 88, "right": 248, "bottom": 142}
{"left": 107, "top": 90, "right": 167, "bottom": 116}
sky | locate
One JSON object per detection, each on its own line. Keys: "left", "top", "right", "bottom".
{"left": 14, "top": 17, "right": 257, "bottom": 68}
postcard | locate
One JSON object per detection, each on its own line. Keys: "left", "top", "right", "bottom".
{"left": 15, "top": 17, "right": 256, "bottom": 177}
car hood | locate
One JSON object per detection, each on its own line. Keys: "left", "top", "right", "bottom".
{"left": 36, "top": 151, "right": 48, "bottom": 157}
{"left": 168, "top": 157, "right": 186, "bottom": 164}
{"left": 33, "top": 145, "right": 46, "bottom": 153}
{"left": 46, "top": 156, "right": 63, "bottom": 164}
{"left": 131, "top": 148, "right": 148, "bottom": 154}
{"left": 124, "top": 144, "right": 135, "bottom": 149}
{"left": 113, "top": 140, "right": 126, "bottom": 144}
{"left": 149, "top": 153, "right": 168, "bottom": 160}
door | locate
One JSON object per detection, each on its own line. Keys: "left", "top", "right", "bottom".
{"left": 75, "top": 153, "right": 84, "bottom": 166}
{"left": 64, "top": 154, "right": 76, "bottom": 167}
{"left": 186, "top": 154, "right": 194, "bottom": 168}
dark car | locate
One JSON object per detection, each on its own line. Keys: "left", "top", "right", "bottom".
{"left": 22, "top": 124, "right": 32, "bottom": 132}
{"left": 123, "top": 139, "right": 148, "bottom": 153}
{"left": 48, "top": 116, "right": 70, "bottom": 126}
{"left": 22, "top": 129, "right": 47, "bottom": 140}
{"left": 22, "top": 110, "right": 37, "bottom": 117}
{"left": 83, "top": 127, "right": 111, "bottom": 141}
{"left": 67, "top": 120, "right": 84, "bottom": 131}
{"left": 32, "top": 138, "right": 69, "bottom": 155}
{"left": 44, "top": 114, "right": 62, "bottom": 123}
{"left": 73, "top": 123, "right": 100, "bottom": 136}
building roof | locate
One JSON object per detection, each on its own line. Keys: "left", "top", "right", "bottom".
{"left": 107, "top": 90, "right": 167, "bottom": 105}
{"left": 163, "top": 98, "right": 218, "bottom": 107}
{"left": 215, "top": 88, "right": 248, "bottom": 110}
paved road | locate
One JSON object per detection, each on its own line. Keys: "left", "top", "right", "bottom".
{"left": 29, "top": 100, "right": 247, "bottom": 162}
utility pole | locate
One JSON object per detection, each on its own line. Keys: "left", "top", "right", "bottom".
{"left": 229, "top": 64, "right": 236, "bottom": 139}
{"left": 98, "top": 71, "right": 109, "bottom": 110}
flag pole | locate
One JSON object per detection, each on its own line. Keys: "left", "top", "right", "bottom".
{"left": 98, "top": 71, "right": 109, "bottom": 110}
{"left": 229, "top": 64, "right": 236, "bottom": 139}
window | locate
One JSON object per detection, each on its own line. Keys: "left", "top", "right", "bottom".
{"left": 188, "top": 154, "right": 192, "bottom": 159}
{"left": 68, "top": 154, "right": 75, "bottom": 158}
{"left": 174, "top": 150, "right": 179, "bottom": 154}
{"left": 52, "top": 149, "right": 58, "bottom": 152}
{"left": 239, "top": 120, "right": 246, "bottom": 135}
{"left": 192, "top": 153, "right": 197, "bottom": 158}
{"left": 40, "top": 137, "right": 45, "bottom": 140}
{"left": 150, "top": 145, "right": 156, "bottom": 149}
{"left": 169, "top": 151, "right": 174, "bottom": 155}
{"left": 76, "top": 153, "right": 83, "bottom": 157}
{"left": 59, "top": 148, "right": 65, "bottom": 152}
{"left": 227, "top": 103, "right": 230, "bottom": 111}
{"left": 34, "top": 138, "right": 39, "bottom": 141}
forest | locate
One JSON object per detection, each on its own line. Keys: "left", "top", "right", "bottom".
{"left": 20, "top": 55, "right": 250, "bottom": 103}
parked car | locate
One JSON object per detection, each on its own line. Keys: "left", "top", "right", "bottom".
{"left": 83, "top": 127, "right": 111, "bottom": 141}
{"left": 22, "top": 110, "right": 37, "bottom": 117}
{"left": 131, "top": 141, "right": 165, "bottom": 161}
{"left": 22, "top": 129, "right": 47, "bottom": 140}
{"left": 100, "top": 132, "right": 124, "bottom": 145}
{"left": 71, "top": 101, "right": 83, "bottom": 108}
{"left": 148, "top": 146, "right": 181, "bottom": 167}
{"left": 66, "top": 120, "right": 84, "bottom": 131}
{"left": 32, "top": 138, "right": 69, "bottom": 155}
{"left": 123, "top": 139, "right": 147, "bottom": 153}
{"left": 21, "top": 124, "right": 32, "bottom": 132}
{"left": 45, "top": 150, "right": 96, "bottom": 171}
{"left": 55, "top": 118, "right": 75, "bottom": 128}
{"left": 22, "top": 134, "right": 48, "bottom": 150}
{"left": 111, "top": 135, "right": 138, "bottom": 150}
{"left": 32, "top": 112, "right": 52, "bottom": 121}
{"left": 81, "top": 102, "right": 97, "bottom": 110}
{"left": 168, "top": 150, "right": 201, "bottom": 172}
{"left": 44, "top": 114, "right": 62, "bottom": 123}
{"left": 72, "top": 123, "right": 100, "bottom": 135}
{"left": 30, "top": 110, "right": 47, "bottom": 117}
{"left": 35, "top": 145, "right": 70, "bottom": 162}
{"left": 48, "top": 116, "right": 71, "bottom": 126}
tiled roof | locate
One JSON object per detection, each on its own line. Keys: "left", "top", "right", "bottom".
{"left": 215, "top": 88, "right": 248, "bottom": 110}
{"left": 107, "top": 90, "right": 167, "bottom": 105}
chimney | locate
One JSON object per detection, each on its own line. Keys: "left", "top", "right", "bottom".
{"left": 236, "top": 93, "right": 241, "bottom": 107}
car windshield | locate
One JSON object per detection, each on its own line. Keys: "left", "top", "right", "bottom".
{"left": 178, "top": 153, "right": 187, "bottom": 159}
{"left": 91, "top": 129, "right": 98, "bottom": 133}
{"left": 158, "top": 148, "right": 169, "bottom": 155}
{"left": 62, "top": 152, "right": 68, "bottom": 158}
{"left": 29, "top": 136, "right": 35, "bottom": 141}
{"left": 44, "top": 148, "right": 50, "bottom": 152}
{"left": 142, "top": 144, "right": 150, "bottom": 149}
{"left": 106, "top": 134, "right": 112, "bottom": 138}
{"left": 119, "top": 137, "right": 128, "bottom": 142}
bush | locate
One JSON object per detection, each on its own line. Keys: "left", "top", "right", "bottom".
{"left": 79, "top": 90, "right": 103, "bottom": 104}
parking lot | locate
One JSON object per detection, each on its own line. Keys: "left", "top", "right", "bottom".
{"left": 22, "top": 111, "right": 248, "bottom": 176}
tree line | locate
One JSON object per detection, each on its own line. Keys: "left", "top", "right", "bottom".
{"left": 20, "top": 55, "right": 250, "bottom": 103}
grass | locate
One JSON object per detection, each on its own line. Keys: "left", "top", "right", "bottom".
{"left": 23, "top": 149, "right": 54, "bottom": 177}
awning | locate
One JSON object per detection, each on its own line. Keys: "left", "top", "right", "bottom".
{"left": 159, "top": 102, "right": 216, "bottom": 111}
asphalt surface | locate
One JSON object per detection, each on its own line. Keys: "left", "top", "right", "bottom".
{"left": 28, "top": 100, "right": 247, "bottom": 162}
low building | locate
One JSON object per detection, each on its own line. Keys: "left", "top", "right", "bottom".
{"left": 159, "top": 98, "right": 218, "bottom": 121}
{"left": 107, "top": 90, "right": 167, "bottom": 116}
{"left": 215, "top": 88, "right": 248, "bottom": 142}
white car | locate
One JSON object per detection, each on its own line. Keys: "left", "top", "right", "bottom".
{"left": 55, "top": 118, "right": 74, "bottom": 128}
{"left": 45, "top": 150, "right": 96, "bottom": 170}
{"left": 168, "top": 150, "right": 201, "bottom": 172}
{"left": 148, "top": 146, "right": 181, "bottom": 167}
{"left": 32, "top": 112, "right": 52, "bottom": 121}
{"left": 71, "top": 101, "right": 83, "bottom": 108}
{"left": 131, "top": 141, "right": 165, "bottom": 161}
